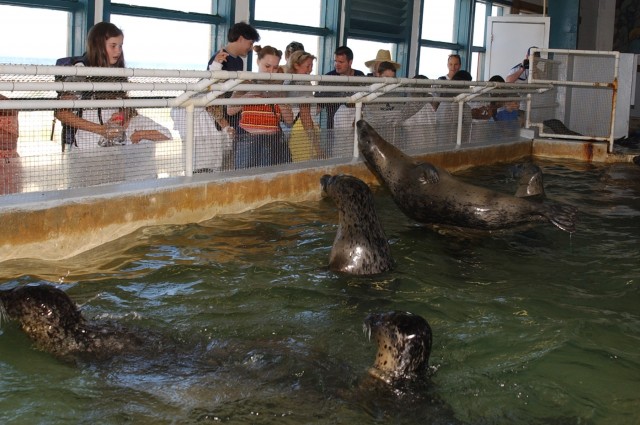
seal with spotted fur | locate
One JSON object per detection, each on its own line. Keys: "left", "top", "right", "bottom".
{"left": 321, "top": 174, "right": 394, "bottom": 275}
{"left": 363, "top": 311, "right": 433, "bottom": 385}
{"left": 0, "top": 284, "right": 145, "bottom": 361}
{"left": 356, "top": 119, "right": 578, "bottom": 232}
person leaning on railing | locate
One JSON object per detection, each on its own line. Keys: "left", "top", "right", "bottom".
{"left": 206, "top": 22, "right": 261, "bottom": 139}
{"left": 226, "top": 45, "right": 293, "bottom": 169}
{"left": 0, "top": 94, "right": 19, "bottom": 159}
{"left": 470, "top": 75, "right": 505, "bottom": 120}
{"left": 0, "top": 93, "right": 21, "bottom": 194}
{"left": 283, "top": 50, "right": 322, "bottom": 162}
{"left": 54, "top": 22, "right": 129, "bottom": 148}
{"left": 55, "top": 22, "right": 171, "bottom": 149}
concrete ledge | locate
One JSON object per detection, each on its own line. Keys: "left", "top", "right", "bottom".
{"left": 532, "top": 138, "right": 609, "bottom": 162}
{"left": 0, "top": 141, "right": 532, "bottom": 263}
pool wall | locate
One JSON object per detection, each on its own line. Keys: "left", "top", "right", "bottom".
{"left": 1, "top": 140, "right": 535, "bottom": 262}
{"left": 4, "top": 136, "right": 634, "bottom": 263}
{"left": 0, "top": 59, "right": 632, "bottom": 263}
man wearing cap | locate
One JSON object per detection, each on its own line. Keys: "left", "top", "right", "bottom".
{"left": 365, "top": 49, "right": 401, "bottom": 76}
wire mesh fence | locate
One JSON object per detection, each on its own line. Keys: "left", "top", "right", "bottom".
{"left": 1, "top": 64, "right": 550, "bottom": 197}
{"left": 528, "top": 49, "right": 619, "bottom": 147}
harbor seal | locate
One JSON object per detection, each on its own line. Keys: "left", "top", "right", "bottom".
{"left": 0, "top": 284, "right": 144, "bottom": 361}
{"left": 356, "top": 119, "right": 578, "bottom": 232}
{"left": 363, "top": 311, "right": 432, "bottom": 385}
{"left": 542, "top": 119, "right": 582, "bottom": 136}
{"left": 358, "top": 311, "right": 467, "bottom": 423}
{"left": 321, "top": 174, "right": 394, "bottom": 275}
{"left": 508, "top": 162, "right": 545, "bottom": 200}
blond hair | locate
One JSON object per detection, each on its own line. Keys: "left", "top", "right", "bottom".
{"left": 285, "top": 50, "right": 316, "bottom": 73}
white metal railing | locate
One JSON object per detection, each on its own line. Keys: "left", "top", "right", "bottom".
{"left": 1, "top": 64, "right": 552, "bottom": 198}
{"left": 527, "top": 48, "right": 619, "bottom": 152}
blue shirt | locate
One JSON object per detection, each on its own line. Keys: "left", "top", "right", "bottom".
{"left": 495, "top": 108, "right": 519, "bottom": 121}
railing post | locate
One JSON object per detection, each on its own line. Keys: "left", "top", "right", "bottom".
{"left": 185, "top": 104, "right": 194, "bottom": 177}
{"left": 353, "top": 102, "right": 363, "bottom": 159}
{"left": 456, "top": 101, "right": 463, "bottom": 146}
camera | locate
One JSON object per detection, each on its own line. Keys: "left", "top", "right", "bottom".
{"left": 522, "top": 59, "right": 530, "bottom": 70}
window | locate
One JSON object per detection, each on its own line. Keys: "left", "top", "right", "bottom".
{"left": 0, "top": 5, "right": 69, "bottom": 64}
{"left": 470, "top": 1, "right": 507, "bottom": 80}
{"left": 113, "top": 0, "right": 213, "bottom": 14}
{"left": 254, "top": 0, "right": 322, "bottom": 27}
{"left": 473, "top": 2, "right": 487, "bottom": 47}
{"left": 250, "top": 30, "right": 321, "bottom": 74}
{"left": 418, "top": 47, "right": 454, "bottom": 79}
{"left": 418, "top": 0, "right": 461, "bottom": 80}
{"left": 421, "top": 0, "right": 457, "bottom": 43}
{"left": 110, "top": 15, "right": 212, "bottom": 69}
{"left": 251, "top": 0, "right": 328, "bottom": 73}
{"left": 109, "top": 0, "right": 224, "bottom": 70}
{"left": 346, "top": 39, "right": 397, "bottom": 76}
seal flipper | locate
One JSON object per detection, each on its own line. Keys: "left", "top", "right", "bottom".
{"left": 416, "top": 163, "right": 440, "bottom": 185}
{"left": 542, "top": 202, "right": 578, "bottom": 233}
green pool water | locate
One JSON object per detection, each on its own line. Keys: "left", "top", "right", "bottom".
{"left": 1, "top": 160, "right": 638, "bottom": 424}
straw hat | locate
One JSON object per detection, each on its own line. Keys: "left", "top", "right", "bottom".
{"left": 364, "top": 49, "right": 401, "bottom": 69}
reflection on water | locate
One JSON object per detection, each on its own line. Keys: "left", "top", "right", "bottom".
{"left": 1, "top": 160, "right": 639, "bottom": 424}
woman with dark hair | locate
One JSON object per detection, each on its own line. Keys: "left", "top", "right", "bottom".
{"left": 53, "top": 22, "right": 171, "bottom": 186}
{"left": 55, "top": 22, "right": 170, "bottom": 150}
{"left": 84, "top": 21, "right": 126, "bottom": 68}
{"left": 54, "top": 22, "right": 128, "bottom": 147}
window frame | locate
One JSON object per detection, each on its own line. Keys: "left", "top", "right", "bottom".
{"left": 0, "top": 0, "right": 92, "bottom": 56}
{"left": 105, "top": 0, "right": 230, "bottom": 67}
{"left": 248, "top": 0, "right": 335, "bottom": 72}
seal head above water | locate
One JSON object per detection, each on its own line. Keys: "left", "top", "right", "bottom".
{"left": 508, "top": 162, "right": 546, "bottom": 200}
{"left": 363, "top": 311, "right": 432, "bottom": 385}
{"left": 321, "top": 174, "right": 394, "bottom": 275}
{"left": 0, "top": 284, "right": 143, "bottom": 360}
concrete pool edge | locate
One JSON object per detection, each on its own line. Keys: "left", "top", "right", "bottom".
{"left": 1, "top": 138, "right": 628, "bottom": 263}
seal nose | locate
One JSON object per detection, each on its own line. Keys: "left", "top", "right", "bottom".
{"left": 356, "top": 119, "right": 371, "bottom": 136}
{"left": 320, "top": 174, "right": 332, "bottom": 192}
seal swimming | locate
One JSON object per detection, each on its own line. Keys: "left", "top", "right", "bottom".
{"left": 356, "top": 119, "right": 578, "bottom": 232}
{"left": 509, "top": 162, "right": 545, "bottom": 200}
{"left": 321, "top": 174, "right": 394, "bottom": 275}
{"left": 0, "top": 284, "right": 144, "bottom": 361}
{"left": 363, "top": 311, "right": 432, "bottom": 385}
